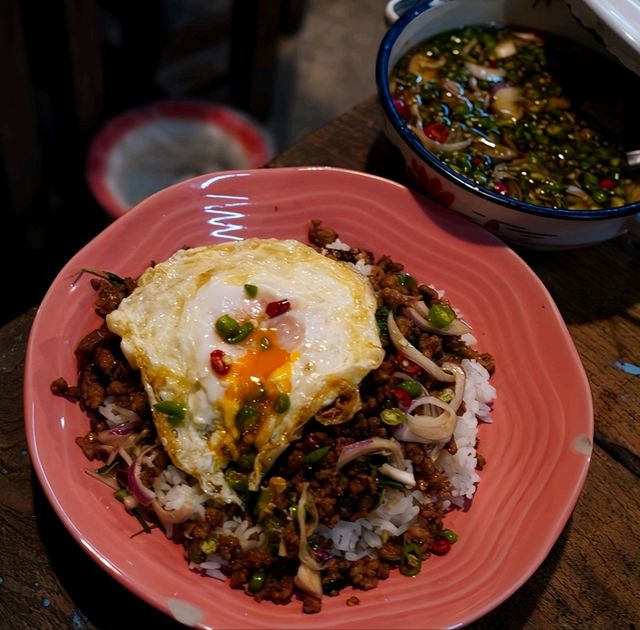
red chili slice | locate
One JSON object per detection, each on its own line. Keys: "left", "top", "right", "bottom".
{"left": 393, "top": 97, "right": 411, "bottom": 122}
{"left": 599, "top": 178, "right": 615, "bottom": 190}
{"left": 493, "top": 181, "right": 508, "bottom": 195}
{"left": 398, "top": 354, "right": 422, "bottom": 377}
{"left": 424, "top": 122, "right": 449, "bottom": 144}
{"left": 430, "top": 537, "right": 452, "bottom": 556}
{"left": 265, "top": 299, "right": 291, "bottom": 318}
{"left": 390, "top": 387, "right": 412, "bottom": 409}
{"left": 210, "top": 349, "right": 230, "bottom": 375}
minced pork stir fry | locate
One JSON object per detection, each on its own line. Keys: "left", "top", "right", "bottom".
{"left": 51, "top": 221, "right": 495, "bottom": 614}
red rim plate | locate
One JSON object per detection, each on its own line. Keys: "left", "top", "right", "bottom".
{"left": 24, "top": 166, "right": 593, "bottom": 629}
{"left": 85, "top": 100, "right": 275, "bottom": 219}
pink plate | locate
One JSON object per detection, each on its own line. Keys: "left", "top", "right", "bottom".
{"left": 24, "top": 167, "right": 593, "bottom": 629}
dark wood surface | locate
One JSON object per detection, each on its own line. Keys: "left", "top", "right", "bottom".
{"left": 1, "top": 95, "right": 639, "bottom": 629}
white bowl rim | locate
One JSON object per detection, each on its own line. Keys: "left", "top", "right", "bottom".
{"left": 376, "top": 0, "right": 640, "bottom": 221}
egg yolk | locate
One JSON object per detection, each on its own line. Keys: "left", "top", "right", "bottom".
{"left": 220, "top": 327, "right": 293, "bottom": 443}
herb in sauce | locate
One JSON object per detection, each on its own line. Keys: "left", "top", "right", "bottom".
{"left": 390, "top": 25, "right": 640, "bottom": 210}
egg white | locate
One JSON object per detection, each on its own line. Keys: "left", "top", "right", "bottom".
{"left": 106, "top": 238, "right": 384, "bottom": 502}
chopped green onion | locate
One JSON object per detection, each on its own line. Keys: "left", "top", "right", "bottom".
{"left": 303, "top": 446, "right": 330, "bottom": 464}
{"left": 375, "top": 305, "right": 390, "bottom": 341}
{"left": 398, "top": 379, "right": 422, "bottom": 398}
{"left": 427, "top": 303, "right": 456, "bottom": 329}
{"left": 259, "top": 336, "right": 271, "bottom": 350}
{"left": 236, "top": 406, "right": 258, "bottom": 431}
{"left": 130, "top": 509, "right": 154, "bottom": 537}
{"left": 380, "top": 407, "right": 406, "bottom": 426}
{"left": 244, "top": 284, "right": 258, "bottom": 298}
{"left": 154, "top": 401, "right": 187, "bottom": 426}
{"left": 400, "top": 542, "right": 422, "bottom": 576}
{"left": 215, "top": 314, "right": 240, "bottom": 339}
{"left": 113, "top": 488, "right": 128, "bottom": 502}
{"left": 274, "top": 393, "right": 290, "bottom": 414}
{"left": 249, "top": 569, "right": 266, "bottom": 593}
{"left": 96, "top": 458, "right": 121, "bottom": 475}
{"left": 226, "top": 322, "right": 254, "bottom": 344}
{"left": 238, "top": 447, "right": 257, "bottom": 471}
{"left": 397, "top": 273, "right": 417, "bottom": 290}
{"left": 434, "top": 388, "right": 454, "bottom": 402}
{"left": 200, "top": 538, "right": 219, "bottom": 554}
{"left": 376, "top": 471, "right": 405, "bottom": 490}
{"left": 438, "top": 528, "right": 458, "bottom": 543}
{"left": 224, "top": 468, "right": 249, "bottom": 493}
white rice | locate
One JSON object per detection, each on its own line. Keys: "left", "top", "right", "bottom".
{"left": 316, "top": 357, "right": 495, "bottom": 557}
{"left": 316, "top": 488, "right": 426, "bottom": 561}
{"left": 153, "top": 464, "right": 208, "bottom": 521}
{"left": 325, "top": 238, "right": 351, "bottom": 251}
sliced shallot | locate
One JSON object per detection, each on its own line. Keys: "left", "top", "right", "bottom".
{"left": 127, "top": 444, "right": 157, "bottom": 507}
{"left": 410, "top": 124, "right": 472, "bottom": 154}
{"left": 464, "top": 61, "right": 505, "bottom": 82}
{"left": 96, "top": 418, "right": 142, "bottom": 445}
{"left": 297, "top": 483, "right": 322, "bottom": 570}
{"left": 395, "top": 396, "right": 457, "bottom": 443}
{"left": 378, "top": 463, "right": 416, "bottom": 488}
{"left": 407, "top": 302, "right": 472, "bottom": 337}
{"left": 294, "top": 484, "right": 324, "bottom": 599}
{"left": 336, "top": 437, "right": 405, "bottom": 471}
{"left": 294, "top": 563, "right": 323, "bottom": 598}
{"left": 441, "top": 362, "right": 466, "bottom": 414}
{"left": 387, "top": 312, "right": 455, "bottom": 383}
{"left": 152, "top": 499, "right": 193, "bottom": 525}
{"left": 491, "top": 86, "right": 525, "bottom": 121}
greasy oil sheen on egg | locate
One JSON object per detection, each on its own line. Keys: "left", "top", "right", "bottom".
{"left": 106, "top": 238, "right": 384, "bottom": 503}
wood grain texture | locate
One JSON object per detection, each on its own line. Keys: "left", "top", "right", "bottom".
{"left": 1, "top": 95, "right": 639, "bottom": 628}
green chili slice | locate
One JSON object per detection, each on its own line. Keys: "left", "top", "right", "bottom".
{"left": 226, "top": 322, "right": 254, "bottom": 344}
{"left": 237, "top": 447, "right": 257, "bottom": 471}
{"left": 398, "top": 379, "right": 422, "bottom": 398}
{"left": 224, "top": 468, "right": 249, "bottom": 493}
{"left": 380, "top": 407, "right": 406, "bottom": 426}
{"left": 427, "top": 303, "right": 456, "bottom": 329}
{"left": 438, "top": 528, "right": 458, "bottom": 543}
{"left": 397, "top": 273, "right": 417, "bottom": 290}
{"left": 249, "top": 569, "right": 266, "bottom": 593}
{"left": 236, "top": 405, "right": 258, "bottom": 431}
{"left": 274, "top": 393, "right": 290, "bottom": 414}
{"left": 96, "top": 458, "right": 121, "bottom": 475}
{"left": 400, "top": 543, "right": 423, "bottom": 576}
{"left": 215, "top": 314, "right": 240, "bottom": 339}
{"left": 375, "top": 305, "right": 390, "bottom": 341}
{"left": 200, "top": 538, "right": 219, "bottom": 555}
{"left": 244, "top": 284, "right": 258, "bottom": 298}
{"left": 113, "top": 488, "right": 128, "bottom": 502}
{"left": 303, "top": 445, "right": 331, "bottom": 464}
{"left": 154, "top": 401, "right": 187, "bottom": 426}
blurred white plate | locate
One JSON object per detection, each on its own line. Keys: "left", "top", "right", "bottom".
{"left": 86, "top": 100, "right": 275, "bottom": 218}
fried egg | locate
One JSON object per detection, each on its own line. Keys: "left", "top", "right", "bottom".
{"left": 106, "top": 238, "right": 384, "bottom": 503}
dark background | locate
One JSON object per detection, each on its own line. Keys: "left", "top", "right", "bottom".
{"left": 0, "top": 0, "right": 306, "bottom": 326}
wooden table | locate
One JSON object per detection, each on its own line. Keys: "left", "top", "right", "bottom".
{"left": 1, "top": 95, "right": 639, "bottom": 628}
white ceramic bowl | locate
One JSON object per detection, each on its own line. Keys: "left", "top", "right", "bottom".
{"left": 565, "top": 0, "right": 640, "bottom": 78}
{"left": 377, "top": 0, "right": 640, "bottom": 249}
